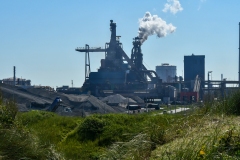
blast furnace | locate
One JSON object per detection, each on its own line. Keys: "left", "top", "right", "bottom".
{"left": 76, "top": 20, "right": 162, "bottom": 98}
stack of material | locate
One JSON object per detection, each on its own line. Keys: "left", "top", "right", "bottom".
{"left": 64, "top": 94, "right": 117, "bottom": 116}
{"left": 101, "top": 94, "right": 136, "bottom": 104}
{"left": 0, "top": 84, "right": 52, "bottom": 112}
{"left": 0, "top": 83, "right": 126, "bottom": 116}
{"left": 24, "top": 87, "right": 118, "bottom": 115}
{"left": 130, "top": 96, "right": 144, "bottom": 104}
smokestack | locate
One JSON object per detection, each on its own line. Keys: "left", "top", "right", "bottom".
{"left": 110, "top": 20, "right": 116, "bottom": 45}
{"left": 13, "top": 66, "right": 16, "bottom": 86}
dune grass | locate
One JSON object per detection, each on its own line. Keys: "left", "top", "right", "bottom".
{"left": 150, "top": 114, "right": 240, "bottom": 159}
{"left": 18, "top": 111, "right": 179, "bottom": 159}
{"left": 1, "top": 89, "right": 240, "bottom": 159}
{"left": 0, "top": 92, "right": 62, "bottom": 160}
{"left": 101, "top": 91, "right": 240, "bottom": 160}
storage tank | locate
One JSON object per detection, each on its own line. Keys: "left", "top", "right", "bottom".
{"left": 156, "top": 63, "right": 177, "bottom": 82}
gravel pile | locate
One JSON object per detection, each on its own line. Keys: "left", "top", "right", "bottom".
{"left": 101, "top": 94, "right": 136, "bottom": 104}
{"left": 0, "top": 83, "right": 125, "bottom": 116}
{"left": 62, "top": 94, "right": 118, "bottom": 116}
{"left": 130, "top": 96, "right": 144, "bottom": 104}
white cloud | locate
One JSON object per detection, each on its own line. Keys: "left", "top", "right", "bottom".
{"left": 163, "top": 0, "right": 183, "bottom": 14}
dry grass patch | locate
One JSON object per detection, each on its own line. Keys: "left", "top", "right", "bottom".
{"left": 151, "top": 115, "right": 240, "bottom": 160}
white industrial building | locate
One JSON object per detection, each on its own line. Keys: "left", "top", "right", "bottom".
{"left": 156, "top": 63, "right": 177, "bottom": 83}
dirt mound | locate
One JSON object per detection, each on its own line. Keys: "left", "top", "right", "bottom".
{"left": 129, "top": 96, "right": 144, "bottom": 103}
{"left": 60, "top": 94, "right": 118, "bottom": 116}
{"left": 0, "top": 84, "right": 125, "bottom": 116}
{"left": 101, "top": 94, "right": 136, "bottom": 104}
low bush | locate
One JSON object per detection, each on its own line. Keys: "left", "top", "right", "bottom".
{"left": 0, "top": 127, "right": 62, "bottom": 160}
{"left": 0, "top": 90, "right": 62, "bottom": 159}
{"left": 77, "top": 116, "right": 106, "bottom": 141}
{"left": 20, "top": 110, "right": 55, "bottom": 126}
{"left": 225, "top": 90, "right": 240, "bottom": 115}
{"left": 0, "top": 93, "right": 18, "bottom": 128}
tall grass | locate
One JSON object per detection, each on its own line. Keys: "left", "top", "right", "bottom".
{"left": 2, "top": 89, "right": 240, "bottom": 159}
{"left": 102, "top": 90, "right": 240, "bottom": 160}
{"left": 101, "top": 133, "right": 153, "bottom": 160}
{"left": 0, "top": 90, "right": 63, "bottom": 159}
{"left": 151, "top": 115, "right": 240, "bottom": 159}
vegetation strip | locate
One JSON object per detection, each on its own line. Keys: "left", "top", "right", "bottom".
{"left": 1, "top": 89, "right": 240, "bottom": 159}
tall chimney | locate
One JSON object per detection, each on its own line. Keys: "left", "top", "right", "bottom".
{"left": 110, "top": 20, "right": 116, "bottom": 46}
{"left": 13, "top": 66, "right": 16, "bottom": 86}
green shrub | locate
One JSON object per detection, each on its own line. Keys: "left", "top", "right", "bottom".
{"left": 0, "top": 127, "right": 62, "bottom": 160}
{"left": 225, "top": 90, "right": 240, "bottom": 115}
{"left": 200, "top": 89, "right": 240, "bottom": 116}
{"left": 97, "top": 114, "right": 145, "bottom": 146}
{"left": 0, "top": 90, "right": 62, "bottom": 159}
{"left": 19, "top": 110, "right": 56, "bottom": 126}
{"left": 77, "top": 116, "right": 106, "bottom": 141}
{"left": 0, "top": 96, "right": 18, "bottom": 128}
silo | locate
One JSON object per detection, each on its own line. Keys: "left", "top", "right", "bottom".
{"left": 156, "top": 63, "right": 177, "bottom": 82}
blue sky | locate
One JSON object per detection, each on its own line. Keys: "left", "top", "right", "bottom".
{"left": 0, "top": 0, "right": 239, "bottom": 88}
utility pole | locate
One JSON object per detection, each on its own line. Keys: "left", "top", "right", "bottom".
{"left": 208, "top": 71, "right": 212, "bottom": 96}
{"left": 13, "top": 66, "right": 16, "bottom": 86}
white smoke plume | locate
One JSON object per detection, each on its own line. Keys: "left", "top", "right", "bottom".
{"left": 138, "top": 12, "right": 176, "bottom": 44}
{"left": 163, "top": 0, "right": 183, "bottom": 14}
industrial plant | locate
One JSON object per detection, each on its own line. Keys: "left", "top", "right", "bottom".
{"left": 76, "top": 20, "right": 162, "bottom": 98}
{"left": 1, "top": 20, "right": 240, "bottom": 116}
{"left": 74, "top": 20, "right": 240, "bottom": 103}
